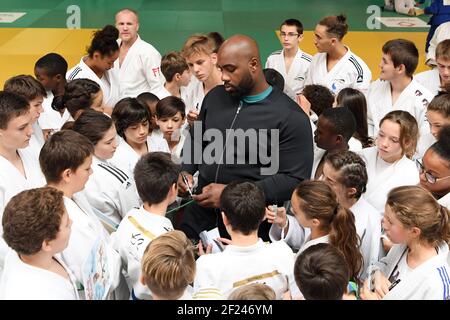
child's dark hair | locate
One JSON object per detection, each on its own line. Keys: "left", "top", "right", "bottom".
{"left": 382, "top": 39, "right": 418, "bottom": 78}
{"left": 430, "top": 125, "right": 450, "bottom": 165}
{"left": 53, "top": 78, "right": 101, "bottom": 116}
{"left": 87, "top": 25, "right": 119, "bottom": 57}
{"left": 325, "top": 151, "right": 368, "bottom": 200}
{"left": 161, "top": 51, "right": 189, "bottom": 82}
{"left": 156, "top": 96, "right": 186, "bottom": 119}
{"left": 321, "top": 106, "right": 356, "bottom": 142}
{"left": 280, "top": 18, "right": 304, "bottom": 35}
{"left": 0, "top": 91, "right": 30, "bottom": 129}
{"left": 337, "top": 88, "right": 373, "bottom": 148}
{"left": 4, "top": 75, "right": 47, "bottom": 102}
{"left": 134, "top": 152, "right": 181, "bottom": 205}
{"left": 220, "top": 181, "right": 266, "bottom": 235}
{"left": 73, "top": 109, "right": 113, "bottom": 146}
{"left": 263, "top": 68, "right": 285, "bottom": 91}
{"left": 39, "top": 130, "right": 94, "bottom": 184}
{"left": 301, "top": 84, "right": 334, "bottom": 117}
{"left": 318, "top": 14, "right": 348, "bottom": 40}
{"left": 112, "top": 97, "right": 151, "bottom": 138}
{"left": 294, "top": 243, "right": 350, "bottom": 300}
{"left": 3, "top": 187, "right": 66, "bottom": 255}
{"left": 293, "top": 180, "right": 363, "bottom": 284}
{"left": 35, "top": 53, "right": 68, "bottom": 77}
{"left": 207, "top": 32, "right": 225, "bottom": 53}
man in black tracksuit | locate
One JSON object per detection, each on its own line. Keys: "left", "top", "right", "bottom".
{"left": 178, "top": 34, "right": 313, "bottom": 241}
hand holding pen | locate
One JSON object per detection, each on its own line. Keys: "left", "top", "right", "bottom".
{"left": 187, "top": 103, "right": 199, "bottom": 127}
{"left": 178, "top": 171, "right": 194, "bottom": 197}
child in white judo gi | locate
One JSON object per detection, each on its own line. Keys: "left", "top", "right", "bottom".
{"left": 39, "top": 130, "right": 123, "bottom": 299}
{"left": 111, "top": 152, "right": 180, "bottom": 299}
{"left": 294, "top": 243, "right": 352, "bottom": 300}
{"left": 155, "top": 51, "right": 191, "bottom": 101}
{"left": 194, "top": 181, "right": 296, "bottom": 300}
{"left": 0, "top": 187, "right": 78, "bottom": 300}
{"left": 73, "top": 109, "right": 140, "bottom": 225}
{"left": 4, "top": 75, "right": 47, "bottom": 158}
{"left": 34, "top": 53, "right": 71, "bottom": 135}
{"left": 265, "top": 18, "right": 312, "bottom": 96}
{"left": 0, "top": 91, "right": 46, "bottom": 271}
{"left": 305, "top": 14, "right": 371, "bottom": 95}
{"left": 110, "top": 97, "right": 152, "bottom": 178}
{"left": 360, "top": 185, "right": 450, "bottom": 300}
{"left": 140, "top": 230, "right": 196, "bottom": 300}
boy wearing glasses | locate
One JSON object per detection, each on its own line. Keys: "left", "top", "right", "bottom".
{"left": 265, "top": 19, "right": 312, "bottom": 97}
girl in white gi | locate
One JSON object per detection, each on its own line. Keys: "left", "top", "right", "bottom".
{"left": 265, "top": 18, "right": 312, "bottom": 96}
{"left": 336, "top": 88, "right": 374, "bottom": 151}
{"left": 73, "top": 110, "right": 140, "bottom": 225}
{"left": 360, "top": 186, "right": 450, "bottom": 300}
{"left": 148, "top": 96, "right": 187, "bottom": 160}
{"left": 39, "top": 130, "right": 123, "bottom": 299}
{"left": 0, "top": 187, "right": 78, "bottom": 300}
{"left": 110, "top": 97, "right": 152, "bottom": 178}
{"left": 67, "top": 25, "right": 120, "bottom": 112}
{"left": 111, "top": 152, "right": 179, "bottom": 300}
{"left": 305, "top": 15, "right": 372, "bottom": 95}
{"left": 322, "top": 151, "right": 382, "bottom": 277}
{"left": 384, "top": 0, "right": 424, "bottom": 16}
{"left": 114, "top": 9, "right": 164, "bottom": 98}
{"left": 367, "top": 39, "right": 433, "bottom": 142}
{"left": 141, "top": 231, "right": 196, "bottom": 300}
{"left": 181, "top": 34, "right": 223, "bottom": 126}
{"left": 53, "top": 78, "right": 104, "bottom": 121}
{"left": 358, "top": 110, "right": 420, "bottom": 216}
{"left": 194, "top": 181, "right": 296, "bottom": 300}
{"left": 4, "top": 75, "right": 46, "bottom": 158}
{"left": 418, "top": 127, "right": 450, "bottom": 209}
{"left": 0, "top": 92, "right": 46, "bottom": 271}
{"left": 34, "top": 53, "right": 71, "bottom": 135}
{"left": 416, "top": 40, "right": 450, "bottom": 96}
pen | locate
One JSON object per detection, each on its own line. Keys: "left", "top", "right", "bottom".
{"left": 181, "top": 172, "right": 193, "bottom": 197}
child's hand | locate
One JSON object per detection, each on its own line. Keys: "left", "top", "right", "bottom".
{"left": 265, "top": 206, "right": 288, "bottom": 230}
{"left": 198, "top": 240, "right": 212, "bottom": 256}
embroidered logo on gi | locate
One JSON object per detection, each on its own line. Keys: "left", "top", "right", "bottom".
{"left": 152, "top": 67, "right": 160, "bottom": 77}
{"left": 295, "top": 76, "right": 305, "bottom": 81}
{"left": 357, "top": 75, "right": 363, "bottom": 83}
{"left": 422, "top": 98, "right": 429, "bottom": 107}
{"left": 415, "top": 90, "right": 423, "bottom": 96}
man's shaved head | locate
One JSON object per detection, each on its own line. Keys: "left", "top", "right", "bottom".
{"left": 217, "top": 34, "right": 267, "bottom": 98}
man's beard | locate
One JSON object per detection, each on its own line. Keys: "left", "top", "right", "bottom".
{"left": 227, "top": 72, "right": 254, "bottom": 99}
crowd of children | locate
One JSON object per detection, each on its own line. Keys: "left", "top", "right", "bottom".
{"left": 0, "top": 7, "right": 450, "bottom": 300}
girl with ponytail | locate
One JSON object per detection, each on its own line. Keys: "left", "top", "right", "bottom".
{"left": 361, "top": 186, "right": 450, "bottom": 300}
{"left": 291, "top": 180, "right": 363, "bottom": 284}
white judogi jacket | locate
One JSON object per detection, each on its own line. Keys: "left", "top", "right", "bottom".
{"left": 27, "top": 122, "right": 45, "bottom": 159}
{"left": 0, "top": 148, "right": 45, "bottom": 270}
{"left": 367, "top": 79, "right": 433, "bottom": 138}
{"left": 115, "top": 36, "right": 164, "bottom": 98}
{"left": 0, "top": 251, "right": 79, "bottom": 300}
{"left": 38, "top": 90, "right": 72, "bottom": 131}
{"left": 349, "top": 137, "right": 363, "bottom": 152}
{"left": 426, "top": 21, "right": 450, "bottom": 66}
{"left": 111, "top": 206, "right": 174, "bottom": 299}
{"left": 67, "top": 57, "right": 120, "bottom": 108}
{"left": 148, "top": 128, "right": 187, "bottom": 160}
{"left": 438, "top": 192, "right": 450, "bottom": 209}
{"left": 183, "top": 76, "right": 205, "bottom": 114}
{"left": 310, "top": 147, "right": 326, "bottom": 179}
{"left": 61, "top": 192, "right": 122, "bottom": 293}
{"left": 358, "top": 146, "right": 419, "bottom": 215}
{"left": 265, "top": 48, "right": 312, "bottom": 95}
{"left": 305, "top": 47, "right": 372, "bottom": 95}
{"left": 269, "top": 215, "right": 309, "bottom": 253}
{"left": 351, "top": 197, "right": 382, "bottom": 278}
{"left": 372, "top": 241, "right": 450, "bottom": 300}
{"left": 414, "top": 69, "right": 441, "bottom": 97}
{"left": 194, "top": 239, "right": 296, "bottom": 300}
{"left": 84, "top": 156, "right": 140, "bottom": 226}
{"left": 109, "top": 136, "right": 150, "bottom": 179}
